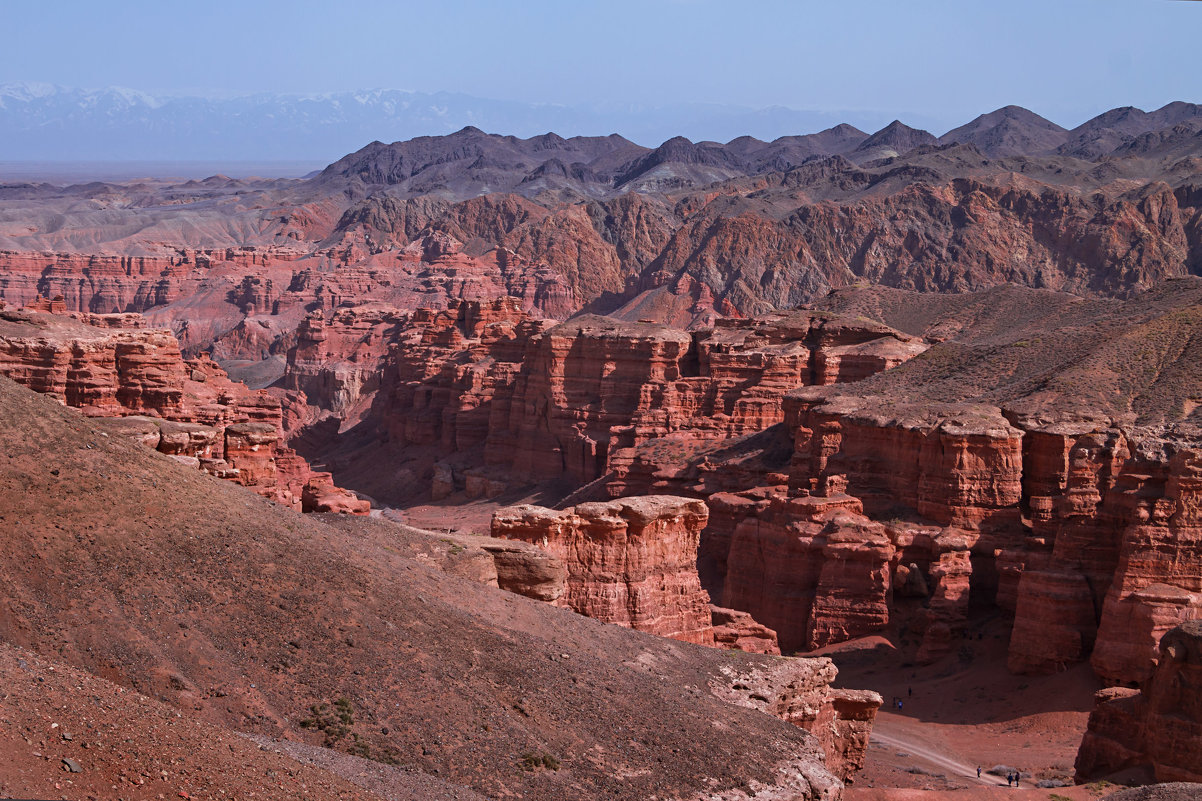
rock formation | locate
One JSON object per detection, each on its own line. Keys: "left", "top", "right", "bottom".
{"left": 492, "top": 312, "right": 925, "bottom": 487}
{"left": 1076, "top": 621, "right": 1202, "bottom": 783}
{"left": 491, "top": 495, "right": 714, "bottom": 644}
{"left": 353, "top": 304, "right": 922, "bottom": 501}
{"left": 711, "top": 656, "right": 882, "bottom": 782}
{"left": 0, "top": 307, "right": 365, "bottom": 513}
{"left": 710, "top": 605, "right": 781, "bottom": 655}
{"left": 489, "top": 491, "right": 878, "bottom": 782}
{"left": 717, "top": 493, "right": 889, "bottom": 653}
{"left": 1010, "top": 426, "right": 1202, "bottom": 681}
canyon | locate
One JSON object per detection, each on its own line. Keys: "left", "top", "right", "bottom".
{"left": 3, "top": 102, "right": 1202, "bottom": 799}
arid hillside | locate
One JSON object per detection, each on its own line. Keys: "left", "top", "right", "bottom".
{"left": 0, "top": 373, "right": 856, "bottom": 801}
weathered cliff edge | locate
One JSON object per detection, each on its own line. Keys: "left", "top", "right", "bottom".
{"left": 489, "top": 494, "right": 880, "bottom": 782}
{"left": 0, "top": 304, "right": 366, "bottom": 513}
{"left": 1076, "top": 621, "right": 1202, "bottom": 783}
{"left": 764, "top": 390, "right": 1202, "bottom": 676}
{"left": 492, "top": 496, "right": 715, "bottom": 644}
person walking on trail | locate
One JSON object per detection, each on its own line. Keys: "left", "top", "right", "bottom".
{"left": 976, "top": 765, "right": 982, "bottom": 779}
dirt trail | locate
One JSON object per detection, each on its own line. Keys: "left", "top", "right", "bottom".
{"left": 870, "top": 724, "right": 1030, "bottom": 789}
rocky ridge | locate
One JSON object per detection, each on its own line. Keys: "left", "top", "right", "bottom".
{"left": 2, "top": 103, "right": 1201, "bottom": 370}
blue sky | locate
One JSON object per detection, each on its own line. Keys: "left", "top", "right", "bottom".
{"left": 3, "top": 0, "right": 1199, "bottom": 129}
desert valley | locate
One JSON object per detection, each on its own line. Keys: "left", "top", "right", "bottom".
{"left": 2, "top": 70, "right": 1202, "bottom": 801}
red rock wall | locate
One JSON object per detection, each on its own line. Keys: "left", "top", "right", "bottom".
{"left": 771, "top": 387, "right": 1202, "bottom": 676}
{"left": 0, "top": 309, "right": 365, "bottom": 514}
{"left": 1076, "top": 621, "right": 1202, "bottom": 783}
{"left": 1091, "top": 445, "right": 1202, "bottom": 684}
{"left": 353, "top": 303, "right": 922, "bottom": 501}
{"left": 785, "top": 392, "right": 1025, "bottom": 532}
{"left": 492, "top": 313, "right": 923, "bottom": 486}
{"left": 0, "top": 248, "right": 304, "bottom": 315}
{"left": 720, "top": 494, "right": 892, "bottom": 652}
{"left": 491, "top": 496, "right": 714, "bottom": 644}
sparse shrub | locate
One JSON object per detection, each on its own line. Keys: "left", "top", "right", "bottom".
{"left": 520, "top": 751, "right": 560, "bottom": 771}
{"left": 299, "top": 697, "right": 355, "bottom": 746}
{"left": 298, "top": 697, "right": 401, "bottom": 765}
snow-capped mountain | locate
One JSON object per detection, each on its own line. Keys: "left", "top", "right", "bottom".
{"left": 0, "top": 82, "right": 915, "bottom": 162}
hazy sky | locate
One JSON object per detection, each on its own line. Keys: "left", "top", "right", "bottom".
{"left": 3, "top": 0, "right": 1199, "bottom": 129}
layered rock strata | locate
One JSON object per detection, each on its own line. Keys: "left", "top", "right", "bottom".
{"left": 491, "top": 495, "right": 714, "bottom": 644}
{"left": 770, "top": 385, "right": 1202, "bottom": 675}
{"left": 0, "top": 308, "right": 365, "bottom": 513}
{"left": 711, "top": 488, "right": 971, "bottom": 656}
{"left": 493, "top": 313, "right": 925, "bottom": 487}
{"left": 1010, "top": 427, "right": 1202, "bottom": 680}
{"left": 711, "top": 656, "right": 882, "bottom": 782}
{"left": 357, "top": 303, "right": 923, "bottom": 499}
{"left": 1076, "top": 621, "right": 1202, "bottom": 783}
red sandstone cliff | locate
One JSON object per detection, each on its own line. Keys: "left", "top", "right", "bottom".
{"left": 489, "top": 492, "right": 879, "bottom": 781}
{"left": 345, "top": 304, "right": 922, "bottom": 502}
{"left": 491, "top": 495, "right": 715, "bottom": 644}
{"left": 0, "top": 307, "right": 366, "bottom": 514}
{"left": 1076, "top": 621, "right": 1202, "bottom": 783}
